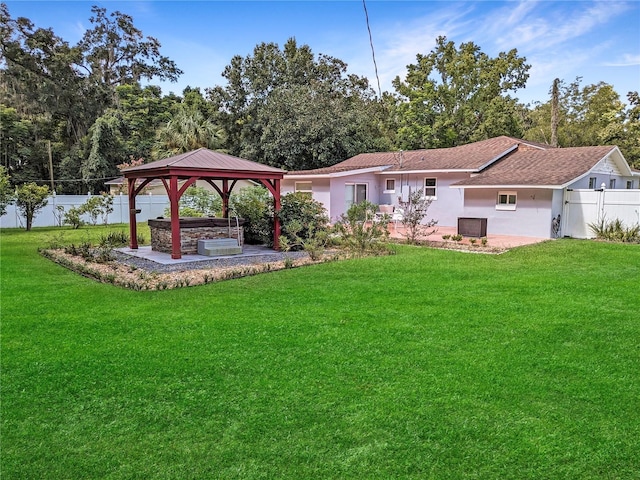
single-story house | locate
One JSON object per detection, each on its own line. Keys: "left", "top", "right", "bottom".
{"left": 282, "top": 136, "right": 640, "bottom": 239}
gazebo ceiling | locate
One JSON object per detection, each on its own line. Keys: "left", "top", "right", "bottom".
{"left": 122, "top": 148, "right": 285, "bottom": 179}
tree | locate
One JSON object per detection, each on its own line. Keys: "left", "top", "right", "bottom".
{"left": 615, "top": 92, "right": 640, "bottom": 168}
{"left": 15, "top": 182, "right": 49, "bottom": 230}
{"left": 1, "top": 4, "right": 183, "bottom": 191}
{"left": 83, "top": 111, "right": 126, "bottom": 192}
{"left": 0, "top": 165, "right": 14, "bottom": 215}
{"left": 523, "top": 78, "right": 626, "bottom": 148}
{"left": 392, "top": 36, "right": 530, "bottom": 149}
{"left": 77, "top": 6, "right": 182, "bottom": 88}
{"left": 208, "top": 38, "right": 390, "bottom": 169}
{"left": 0, "top": 4, "right": 105, "bottom": 145}
{"left": 152, "top": 107, "right": 226, "bottom": 159}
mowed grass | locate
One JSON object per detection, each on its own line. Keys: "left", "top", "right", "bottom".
{"left": 1, "top": 225, "right": 639, "bottom": 479}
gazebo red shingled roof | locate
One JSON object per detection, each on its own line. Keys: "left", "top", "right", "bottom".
{"left": 122, "top": 148, "right": 285, "bottom": 259}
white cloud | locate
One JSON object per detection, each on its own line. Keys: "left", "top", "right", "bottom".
{"left": 603, "top": 53, "right": 640, "bottom": 67}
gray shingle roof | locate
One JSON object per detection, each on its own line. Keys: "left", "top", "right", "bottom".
{"left": 288, "top": 136, "right": 541, "bottom": 175}
{"left": 453, "top": 146, "right": 616, "bottom": 187}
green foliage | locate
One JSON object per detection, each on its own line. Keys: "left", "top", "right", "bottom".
{"left": 80, "top": 194, "right": 114, "bottom": 225}
{"left": 333, "top": 201, "right": 391, "bottom": 255}
{"left": 229, "top": 185, "right": 274, "bottom": 245}
{"left": 397, "top": 190, "right": 438, "bottom": 244}
{"left": 152, "top": 106, "right": 226, "bottom": 160}
{"left": 392, "top": 36, "right": 530, "bottom": 149}
{"left": 589, "top": 217, "right": 640, "bottom": 243}
{"left": 279, "top": 192, "right": 329, "bottom": 246}
{"left": 63, "top": 206, "right": 85, "bottom": 229}
{"left": 98, "top": 230, "right": 129, "bottom": 248}
{"left": 278, "top": 192, "right": 330, "bottom": 260}
{"left": 523, "top": 78, "right": 627, "bottom": 149}
{"left": 211, "top": 38, "right": 390, "bottom": 170}
{"left": 14, "top": 183, "right": 50, "bottom": 230}
{"left": 0, "top": 166, "right": 14, "bottom": 216}
{"left": 0, "top": 4, "right": 182, "bottom": 193}
{"left": 77, "top": 6, "right": 182, "bottom": 87}
{"left": 163, "top": 186, "right": 222, "bottom": 218}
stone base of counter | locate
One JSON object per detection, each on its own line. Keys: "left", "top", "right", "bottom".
{"left": 149, "top": 217, "right": 245, "bottom": 255}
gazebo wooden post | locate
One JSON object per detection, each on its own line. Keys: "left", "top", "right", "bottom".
{"left": 273, "top": 178, "right": 281, "bottom": 251}
{"left": 169, "top": 175, "right": 181, "bottom": 259}
{"left": 128, "top": 179, "right": 138, "bottom": 249}
{"left": 222, "top": 179, "right": 229, "bottom": 218}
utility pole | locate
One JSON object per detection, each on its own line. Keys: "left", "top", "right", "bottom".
{"left": 47, "top": 140, "right": 54, "bottom": 191}
{"left": 551, "top": 78, "right": 560, "bottom": 148}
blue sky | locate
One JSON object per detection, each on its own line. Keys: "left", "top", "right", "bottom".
{"left": 5, "top": 1, "right": 640, "bottom": 106}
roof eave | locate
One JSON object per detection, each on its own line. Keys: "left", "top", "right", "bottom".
{"left": 285, "top": 165, "right": 390, "bottom": 179}
{"left": 452, "top": 184, "right": 564, "bottom": 189}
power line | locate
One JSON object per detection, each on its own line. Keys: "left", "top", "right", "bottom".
{"left": 362, "top": 0, "right": 382, "bottom": 98}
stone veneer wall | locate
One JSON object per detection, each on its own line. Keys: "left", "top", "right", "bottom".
{"left": 151, "top": 225, "right": 245, "bottom": 255}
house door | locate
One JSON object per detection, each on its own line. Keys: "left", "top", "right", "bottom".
{"left": 345, "top": 183, "right": 367, "bottom": 209}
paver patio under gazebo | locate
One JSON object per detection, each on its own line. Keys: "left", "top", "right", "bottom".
{"left": 122, "top": 148, "right": 285, "bottom": 259}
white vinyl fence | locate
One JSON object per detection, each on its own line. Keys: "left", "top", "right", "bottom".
{"left": 0, "top": 193, "right": 170, "bottom": 229}
{"left": 562, "top": 189, "right": 640, "bottom": 238}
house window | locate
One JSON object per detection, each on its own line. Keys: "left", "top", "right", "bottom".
{"left": 627, "top": 180, "right": 634, "bottom": 189}
{"left": 588, "top": 177, "right": 597, "bottom": 189}
{"left": 295, "top": 182, "right": 312, "bottom": 196}
{"left": 609, "top": 179, "right": 616, "bottom": 189}
{"left": 345, "top": 183, "right": 367, "bottom": 209}
{"left": 496, "top": 191, "right": 517, "bottom": 210}
{"left": 384, "top": 179, "right": 396, "bottom": 193}
{"left": 424, "top": 178, "right": 437, "bottom": 198}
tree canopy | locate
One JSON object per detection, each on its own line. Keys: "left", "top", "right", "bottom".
{"left": 391, "top": 36, "right": 530, "bottom": 149}
{"left": 208, "top": 38, "right": 391, "bottom": 170}
{"left": 1, "top": 4, "right": 638, "bottom": 195}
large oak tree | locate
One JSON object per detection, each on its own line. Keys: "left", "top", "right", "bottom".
{"left": 391, "top": 36, "right": 530, "bottom": 149}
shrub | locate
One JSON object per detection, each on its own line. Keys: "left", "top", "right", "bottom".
{"left": 81, "top": 194, "right": 114, "bottom": 226}
{"left": 397, "top": 190, "right": 438, "bottom": 244}
{"left": 589, "top": 217, "right": 640, "bottom": 243}
{"left": 279, "top": 192, "right": 329, "bottom": 251}
{"left": 333, "top": 201, "right": 390, "bottom": 255}
{"left": 99, "top": 231, "right": 129, "bottom": 248}
{"left": 163, "top": 186, "right": 222, "bottom": 218}
{"left": 64, "top": 206, "right": 85, "bottom": 229}
{"left": 230, "top": 186, "right": 274, "bottom": 245}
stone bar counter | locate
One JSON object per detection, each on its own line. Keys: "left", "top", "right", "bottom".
{"left": 148, "top": 217, "right": 245, "bottom": 255}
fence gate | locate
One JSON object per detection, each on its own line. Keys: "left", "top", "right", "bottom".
{"left": 562, "top": 189, "right": 640, "bottom": 238}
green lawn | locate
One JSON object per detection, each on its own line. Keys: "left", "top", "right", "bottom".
{"left": 2, "top": 226, "right": 639, "bottom": 479}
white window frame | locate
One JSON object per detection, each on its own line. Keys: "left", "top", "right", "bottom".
{"left": 588, "top": 177, "right": 597, "bottom": 189}
{"left": 496, "top": 191, "right": 517, "bottom": 211}
{"left": 627, "top": 180, "right": 634, "bottom": 189}
{"left": 345, "top": 183, "right": 368, "bottom": 209}
{"left": 295, "top": 181, "right": 313, "bottom": 196}
{"left": 383, "top": 178, "right": 396, "bottom": 194}
{"left": 424, "top": 178, "right": 437, "bottom": 199}
{"left": 609, "top": 179, "right": 616, "bottom": 189}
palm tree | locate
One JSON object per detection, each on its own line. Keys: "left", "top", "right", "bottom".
{"left": 152, "top": 108, "right": 226, "bottom": 159}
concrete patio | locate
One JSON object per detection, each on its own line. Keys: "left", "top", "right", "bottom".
{"left": 386, "top": 224, "right": 549, "bottom": 249}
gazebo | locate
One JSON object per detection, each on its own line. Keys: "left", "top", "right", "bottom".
{"left": 122, "top": 149, "right": 285, "bottom": 259}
